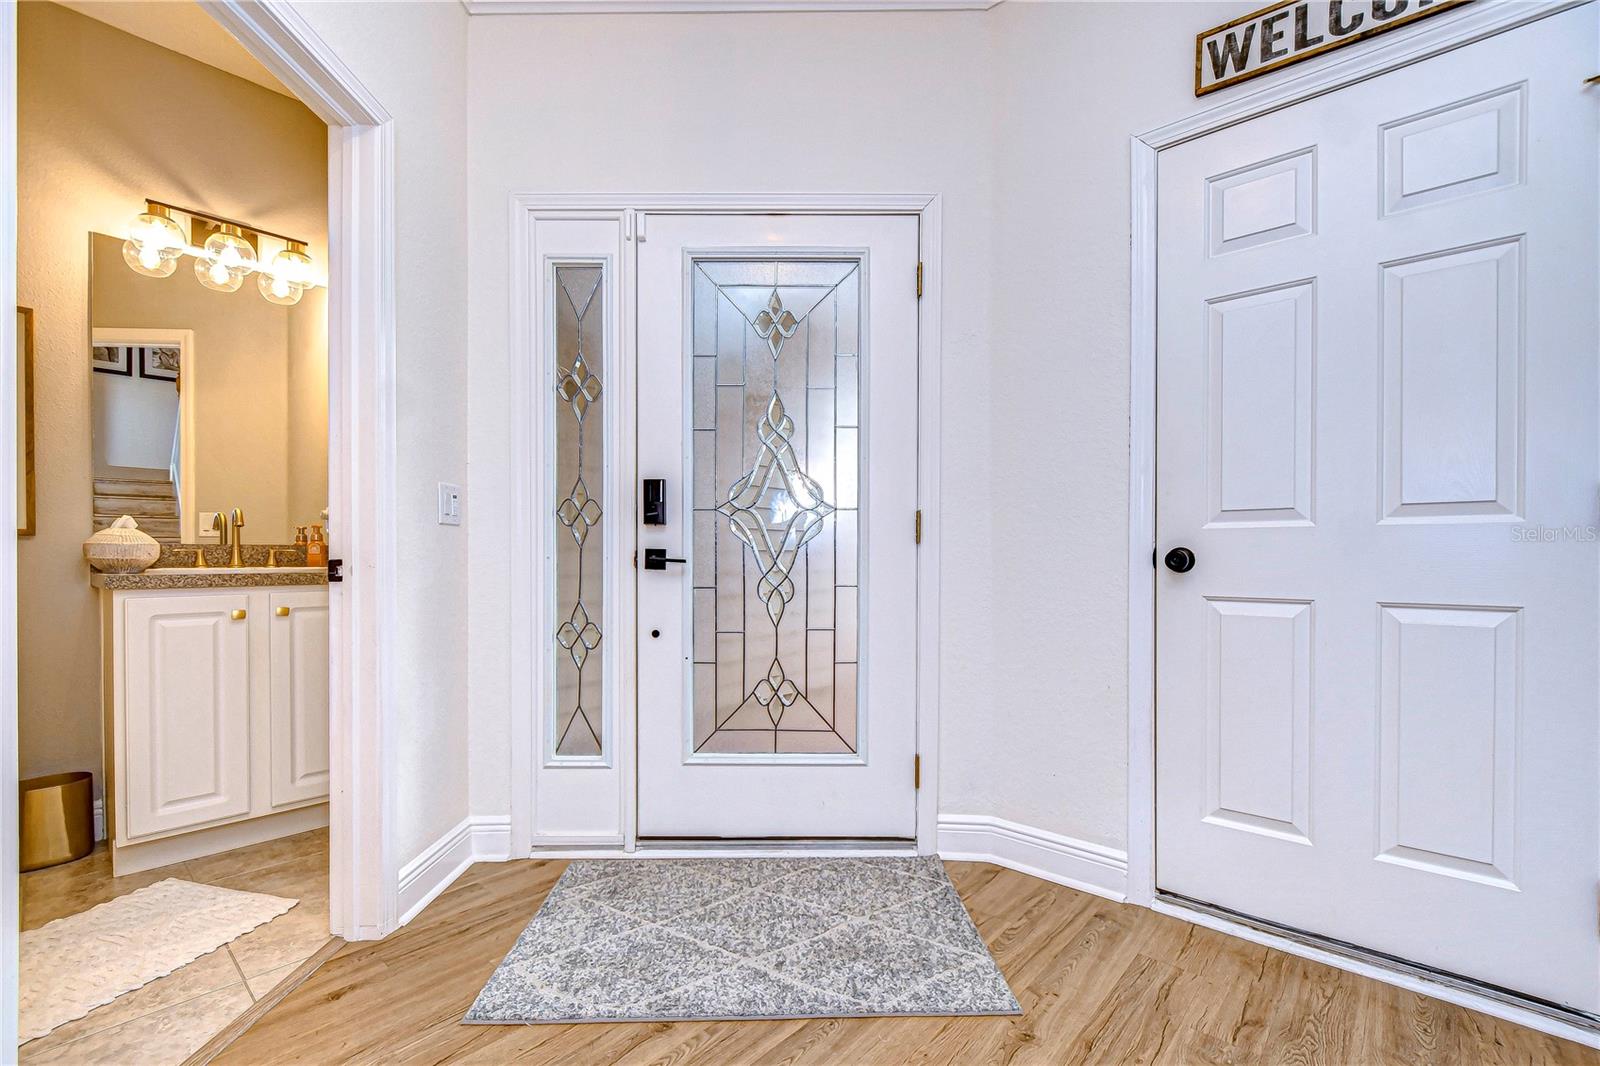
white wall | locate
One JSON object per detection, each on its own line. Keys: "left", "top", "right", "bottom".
{"left": 971, "top": 0, "right": 1243, "bottom": 842}
{"left": 464, "top": 7, "right": 998, "bottom": 828}
{"left": 91, "top": 372, "right": 176, "bottom": 472}
{"left": 286, "top": 1, "right": 472, "bottom": 867}
{"left": 461, "top": 2, "right": 1481, "bottom": 854}
{"left": 462, "top": 2, "right": 1254, "bottom": 851}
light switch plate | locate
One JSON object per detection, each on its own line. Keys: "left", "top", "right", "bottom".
{"left": 438, "top": 482, "right": 463, "bottom": 526}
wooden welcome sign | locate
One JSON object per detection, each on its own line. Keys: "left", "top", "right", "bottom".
{"left": 1196, "top": 0, "right": 1473, "bottom": 96}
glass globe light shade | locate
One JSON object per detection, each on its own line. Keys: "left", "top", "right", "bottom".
{"left": 121, "top": 208, "right": 186, "bottom": 279}
{"left": 256, "top": 242, "right": 312, "bottom": 306}
{"left": 194, "top": 224, "right": 257, "bottom": 293}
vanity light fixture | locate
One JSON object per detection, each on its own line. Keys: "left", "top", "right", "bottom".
{"left": 121, "top": 199, "right": 318, "bottom": 305}
{"left": 194, "top": 223, "right": 258, "bottom": 293}
{"left": 120, "top": 203, "right": 186, "bottom": 279}
{"left": 257, "top": 240, "right": 312, "bottom": 306}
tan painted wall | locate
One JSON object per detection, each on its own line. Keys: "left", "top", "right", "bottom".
{"left": 18, "top": 2, "right": 327, "bottom": 791}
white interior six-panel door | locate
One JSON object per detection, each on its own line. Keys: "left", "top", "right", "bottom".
{"left": 1155, "top": 7, "right": 1599, "bottom": 1011}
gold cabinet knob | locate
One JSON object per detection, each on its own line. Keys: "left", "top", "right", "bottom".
{"left": 275, "top": 606, "right": 291, "bottom": 617}
{"left": 231, "top": 609, "right": 247, "bottom": 620}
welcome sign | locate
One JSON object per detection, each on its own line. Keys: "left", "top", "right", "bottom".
{"left": 1196, "top": 0, "right": 1473, "bottom": 96}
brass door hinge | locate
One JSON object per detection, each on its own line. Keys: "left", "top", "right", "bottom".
{"left": 914, "top": 754, "right": 921, "bottom": 789}
{"left": 915, "top": 509, "right": 922, "bottom": 544}
{"left": 916, "top": 261, "right": 923, "bottom": 298}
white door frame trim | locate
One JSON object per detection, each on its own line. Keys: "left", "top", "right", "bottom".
{"left": 199, "top": 0, "right": 399, "bottom": 945}
{"left": 508, "top": 193, "right": 942, "bottom": 857}
{"left": 1126, "top": 0, "right": 1594, "bottom": 1045}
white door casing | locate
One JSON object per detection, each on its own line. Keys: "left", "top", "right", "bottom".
{"left": 200, "top": 0, "right": 401, "bottom": 942}
{"left": 511, "top": 197, "right": 942, "bottom": 855}
{"left": 1154, "top": 5, "right": 1598, "bottom": 1012}
{"left": 635, "top": 213, "right": 921, "bottom": 840}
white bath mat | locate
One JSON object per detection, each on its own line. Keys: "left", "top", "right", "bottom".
{"left": 20, "top": 878, "right": 297, "bottom": 1041}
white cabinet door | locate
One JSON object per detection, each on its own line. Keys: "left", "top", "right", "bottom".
{"left": 1155, "top": 9, "right": 1598, "bottom": 1009}
{"left": 267, "top": 588, "right": 330, "bottom": 807}
{"left": 122, "top": 591, "right": 253, "bottom": 839}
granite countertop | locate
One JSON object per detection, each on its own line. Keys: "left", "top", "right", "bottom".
{"left": 88, "top": 542, "right": 327, "bottom": 591}
{"left": 91, "top": 569, "right": 328, "bottom": 591}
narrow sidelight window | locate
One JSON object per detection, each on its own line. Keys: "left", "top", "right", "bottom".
{"left": 552, "top": 263, "right": 604, "bottom": 759}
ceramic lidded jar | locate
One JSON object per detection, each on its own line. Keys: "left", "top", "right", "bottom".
{"left": 82, "top": 515, "right": 161, "bottom": 573}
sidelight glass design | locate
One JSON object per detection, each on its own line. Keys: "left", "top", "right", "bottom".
{"left": 691, "top": 259, "right": 862, "bottom": 756}
{"left": 553, "top": 264, "right": 605, "bottom": 759}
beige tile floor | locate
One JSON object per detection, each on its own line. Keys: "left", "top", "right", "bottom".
{"left": 18, "top": 827, "right": 330, "bottom": 1065}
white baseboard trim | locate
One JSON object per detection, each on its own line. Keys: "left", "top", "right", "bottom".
{"left": 470, "top": 815, "right": 513, "bottom": 863}
{"left": 937, "top": 814, "right": 1129, "bottom": 901}
{"left": 396, "top": 815, "right": 513, "bottom": 925}
{"left": 112, "top": 804, "right": 328, "bottom": 876}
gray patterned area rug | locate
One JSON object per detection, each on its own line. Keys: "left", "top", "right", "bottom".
{"left": 464, "top": 857, "right": 1020, "bottom": 1024}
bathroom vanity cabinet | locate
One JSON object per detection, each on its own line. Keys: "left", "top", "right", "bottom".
{"left": 96, "top": 579, "right": 330, "bottom": 874}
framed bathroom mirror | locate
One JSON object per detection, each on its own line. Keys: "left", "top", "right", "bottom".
{"left": 88, "top": 232, "right": 328, "bottom": 544}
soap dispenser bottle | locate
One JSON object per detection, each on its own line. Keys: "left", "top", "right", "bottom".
{"left": 306, "top": 524, "right": 327, "bottom": 568}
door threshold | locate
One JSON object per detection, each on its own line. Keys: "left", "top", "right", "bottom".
{"left": 528, "top": 839, "right": 918, "bottom": 860}
{"left": 638, "top": 836, "right": 913, "bottom": 846}
{"left": 1158, "top": 891, "right": 1600, "bottom": 1045}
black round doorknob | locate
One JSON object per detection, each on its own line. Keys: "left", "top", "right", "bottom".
{"left": 1164, "top": 546, "right": 1196, "bottom": 573}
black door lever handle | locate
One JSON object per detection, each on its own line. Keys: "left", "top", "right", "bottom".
{"left": 643, "top": 548, "right": 686, "bottom": 571}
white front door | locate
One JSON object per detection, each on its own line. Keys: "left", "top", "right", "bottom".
{"left": 1156, "top": 8, "right": 1599, "bottom": 1010}
{"left": 636, "top": 213, "right": 920, "bottom": 840}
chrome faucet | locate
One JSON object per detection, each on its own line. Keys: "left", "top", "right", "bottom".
{"left": 230, "top": 508, "right": 246, "bottom": 568}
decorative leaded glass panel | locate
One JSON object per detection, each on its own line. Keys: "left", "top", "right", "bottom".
{"left": 553, "top": 264, "right": 604, "bottom": 758}
{"left": 691, "top": 259, "right": 861, "bottom": 755}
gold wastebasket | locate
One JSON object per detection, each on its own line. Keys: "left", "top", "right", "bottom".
{"left": 20, "top": 772, "right": 94, "bottom": 871}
